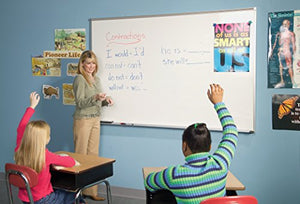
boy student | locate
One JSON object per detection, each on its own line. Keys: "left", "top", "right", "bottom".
{"left": 144, "top": 84, "right": 238, "bottom": 204}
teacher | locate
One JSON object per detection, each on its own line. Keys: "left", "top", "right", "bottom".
{"left": 73, "top": 50, "right": 113, "bottom": 201}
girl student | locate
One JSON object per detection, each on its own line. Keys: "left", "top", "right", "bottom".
{"left": 14, "top": 92, "right": 85, "bottom": 204}
{"left": 144, "top": 84, "right": 238, "bottom": 204}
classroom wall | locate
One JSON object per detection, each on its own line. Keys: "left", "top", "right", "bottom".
{"left": 1, "top": 0, "right": 299, "bottom": 203}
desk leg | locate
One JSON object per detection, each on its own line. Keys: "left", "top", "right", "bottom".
{"left": 75, "top": 191, "right": 82, "bottom": 204}
{"left": 75, "top": 179, "right": 112, "bottom": 204}
{"left": 102, "top": 180, "right": 112, "bottom": 204}
{"left": 146, "top": 189, "right": 152, "bottom": 204}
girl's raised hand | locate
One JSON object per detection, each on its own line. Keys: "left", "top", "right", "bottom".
{"left": 30, "top": 92, "right": 40, "bottom": 109}
{"left": 207, "top": 84, "right": 224, "bottom": 105}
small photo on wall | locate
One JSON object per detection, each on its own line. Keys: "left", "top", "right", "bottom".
{"left": 32, "top": 57, "right": 61, "bottom": 77}
{"left": 272, "top": 94, "right": 300, "bottom": 130}
{"left": 62, "top": 83, "right": 75, "bottom": 105}
{"left": 43, "top": 85, "right": 59, "bottom": 100}
{"left": 55, "top": 28, "right": 86, "bottom": 51}
{"left": 67, "top": 63, "right": 78, "bottom": 76}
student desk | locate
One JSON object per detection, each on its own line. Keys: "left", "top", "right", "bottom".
{"left": 50, "top": 151, "right": 116, "bottom": 204}
{"left": 143, "top": 167, "right": 245, "bottom": 204}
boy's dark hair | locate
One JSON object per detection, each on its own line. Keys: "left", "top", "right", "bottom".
{"left": 182, "top": 123, "right": 211, "bottom": 153}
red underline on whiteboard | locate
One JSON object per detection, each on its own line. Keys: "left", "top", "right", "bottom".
{"left": 106, "top": 40, "right": 142, "bottom": 47}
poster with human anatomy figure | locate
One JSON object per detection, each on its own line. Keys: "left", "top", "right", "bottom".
{"left": 268, "top": 10, "right": 300, "bottom": 88}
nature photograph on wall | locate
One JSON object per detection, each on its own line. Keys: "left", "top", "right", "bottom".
{"left": 55, "top": 28, "right": 86, "bottom": 51}
{"left": 32, "top": 57, "right": 61, "bottom": 77}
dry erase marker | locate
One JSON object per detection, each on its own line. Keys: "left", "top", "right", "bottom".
{"left": 120, "top": 122, "right": 134, "bottom": 126}
{"left": 101, "top": 121, "right": 113, "bottom": 124}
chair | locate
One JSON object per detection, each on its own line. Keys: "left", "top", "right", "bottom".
{"left": 200, "top": 195, "right": 258, "bottom": 204}
{"left": 5, "top": 163, "right": 39, "bottom": 204}
{"left": 146, "top": 189, "right": 177, "bottom": 204}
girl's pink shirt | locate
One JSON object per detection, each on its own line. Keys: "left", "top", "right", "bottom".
{"left": 15, "top": 107, "right": 75, "bottom": 202}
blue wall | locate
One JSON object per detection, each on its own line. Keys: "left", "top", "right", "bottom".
{"left": 1, "top": 0, "right": 300, "bottom": 203}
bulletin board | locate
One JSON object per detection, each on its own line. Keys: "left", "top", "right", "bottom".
{"left": 91, "top": 8, "right": 256, "bottom": 132}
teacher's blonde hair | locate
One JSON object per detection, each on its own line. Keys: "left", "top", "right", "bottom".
{"left": 15, "top": 120, "right": 50, "bottom": 173}
{"left": 77, "top": 50, "right": 99, "bottom": 86}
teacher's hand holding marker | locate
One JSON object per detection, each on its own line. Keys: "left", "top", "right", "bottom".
{"left": 95, "top": 93, "right": 114, "bottom": 106}
{"left": 105, "top": 96, "right": 114, "bottom": 106}
{"left": 95, "top": 93, "right": 106, "bottom": 101}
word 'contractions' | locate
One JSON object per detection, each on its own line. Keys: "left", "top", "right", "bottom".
{"left": 106, "top": 32, "right": 146, "bottom": 46}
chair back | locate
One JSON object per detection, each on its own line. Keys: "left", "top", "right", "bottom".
{"left": 5, "top": 163, "right": 38, "bottom": 204}
{"left": 200, "top": 195, "right": 258, "bottom": 204}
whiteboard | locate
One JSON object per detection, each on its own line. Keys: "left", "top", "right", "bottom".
{"left": 91, "top": 8, "right": 256, "bottom": 132}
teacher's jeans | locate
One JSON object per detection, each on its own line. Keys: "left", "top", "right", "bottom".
{"left": 73, "top": 116, "right": 100, "bottom": 197}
